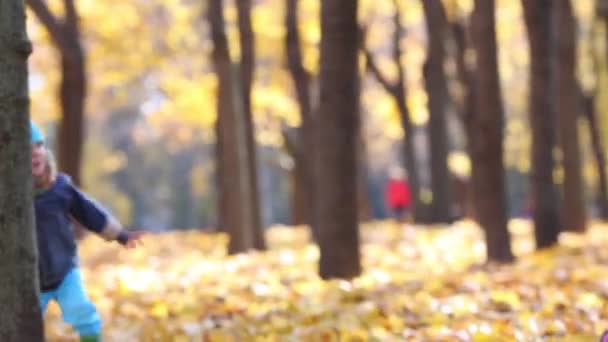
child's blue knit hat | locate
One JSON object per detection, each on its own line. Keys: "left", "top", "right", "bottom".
{"left": 30, "top": 121, "right": 45, "bottom": 144}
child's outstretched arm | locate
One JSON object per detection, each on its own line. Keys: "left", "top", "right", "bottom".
{"left": 98, "top": 216, "right": 145, "bottom": 248}
{"left": 65, "top": 175, "right": 145, "bottom": 248}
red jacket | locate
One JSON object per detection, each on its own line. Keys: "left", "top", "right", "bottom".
{"left": 386, "top": 179, "right": 411, "bottom": 208}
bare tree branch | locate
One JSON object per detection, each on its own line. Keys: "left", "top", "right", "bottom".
{"left": 26, "top": 0, "right": 65, "bottom": 48}
{"left": 363, "top": 48, "right": 398, "bottom": 96}
{"left": 392, "top": 0, "right": 406, "bottom": 89}
{"left": 63, "top": 0, "right": 78, "bottom": 36}
{"left": 285, "top": 0, "right": 312, "bottom": 123}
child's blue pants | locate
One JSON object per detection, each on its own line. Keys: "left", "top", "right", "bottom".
{"left": 40, "top": 267, "right": 102, "bottom": 336}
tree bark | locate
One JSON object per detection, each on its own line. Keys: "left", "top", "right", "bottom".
{"left": 363, "top": 3, "right": 427, "bottom": 222}
{"left": 451, "top": 20, "right": 478, "bottom": 221}
{"left": 592, "top": 1, "right": 608, "bottom": 220}
{"left": 208, "top": 0, "right": 255, "bottom": 254}
{"left": 285, "top": 0, "right": 316, "bottom": 232}
{"left": 554, "top": 0, "right": 586, "bottom": 232}
{"left": 522, "top": 0, "right": 561, "bottom": 249}
{"left": 471, "top": 0, "right": 514, "bottom": 262}
{"left": 317, "top": 0, "right": 361, "bottom": 279}
{"left": 28, "top": 0, "right": 86, "bottom": 187}
{"left": 236, "top": 0, "right": 266, "bottom": 250}
{"left": 421, "top": 0, "right": 451, "bottom": 223}
{"left": 0, "top": 0, "right": 45, "bottom": 338}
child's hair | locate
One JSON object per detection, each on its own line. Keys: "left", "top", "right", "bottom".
{"left": 35, "top": 147, "right": 57, "bottom": 188}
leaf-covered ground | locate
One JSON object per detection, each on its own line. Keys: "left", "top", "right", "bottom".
{"left": 45, "top": 220, "right": 608, "bottom": 341}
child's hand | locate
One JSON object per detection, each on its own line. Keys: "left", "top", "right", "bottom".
{"left": 117, "top": 230, "right": 146, "bottom": 249}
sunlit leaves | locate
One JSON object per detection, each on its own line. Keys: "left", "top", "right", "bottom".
{"left": 42, "top": 221, "right": 608, "bottom": 340}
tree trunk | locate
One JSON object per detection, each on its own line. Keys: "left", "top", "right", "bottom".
{"left": 171, "top": 149, "right": 196, "bottom": 229}
{"left": 358, "top": 132, "right": 371, "bottom": 222}
{"left": 471, "top": 0, "right": 514, "bottom": 263}
{"left": 600, "top": 1, "right": 608, "bottom": 70}
{"left": 317, "top": 0, "right": 361, "bottom": 279}
{"left": 214, "top": 100, "right": 228, "bottom": 233}
{"left": 421, "top": 0, "right": 451, "bottom": 223}
{"left": 593, "top": 1, "right": 608, "bottom": 220}
{"left": 283, "top": 129, "right": 306, "bottom": 225}
{"left": 0, "top": 0, "right": 45, "bottom": 338}
{"left": 285, "top": 0, "right": 316, "bottom": 232}
{"left": 582, "top": 93, "right": 608, "bottom": 219}
{"left": 522, "top": 0, "right": 561, "bottom": 249}
{"left": 451, "top": 21, "right": 478, "bottom": 221}
{"left": 209, "top": 0, "right": 255, "bottom": 254}
{"left": 597, "top": 0, "right": 608, "bottom": 17}
{"left": 555, "top": 0, "right": 586, "bottom": 232}
{"left": 236, "top": 0, "right": 266, "bottom": 250}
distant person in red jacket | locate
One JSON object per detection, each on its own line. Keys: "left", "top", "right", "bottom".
{"left": 385, "top": 167, "right": 412, "bottom": 222}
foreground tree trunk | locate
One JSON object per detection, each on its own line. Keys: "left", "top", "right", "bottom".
{"left": 522, "top": 0, "right": 561, "bottom": 248}
{"left": 555, "top": 0, "right": 586, "bottom": 232}
{"left": 364, "top": 2, "right": 427, "bottom": 222}
{"left": 27, "top": 0, "right": 86, "bottom": 187}
{"left": 285, "top": 0, "right": 316, "bottom": 231}
{"left": 471, "top": 0, "right": 514, "bottom": 262}
{"left": 421, "top": 0, "right": 451, "bottom": 223}
{"left": 236, "top": 0, "right": 266, "bottom": 250}
{"left": 0, "top": 0, "right": 45, "bottom": 337}
{"left": 317, "top": 0, "right": 361, "bottom": 279}
{"left": 209, "top": 0, "right": 255, "bottom": 254}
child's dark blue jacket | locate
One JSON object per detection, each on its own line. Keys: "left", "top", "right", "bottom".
{"left": 35, "top": 173, "right": 109, "bottom": 291}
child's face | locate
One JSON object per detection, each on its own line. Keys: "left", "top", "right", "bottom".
{"left": 31, "top": 142, "right": 47, "bottom": 177}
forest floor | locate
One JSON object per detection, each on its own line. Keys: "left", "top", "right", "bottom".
{"left": 45, "top": 219, "right": 608, "bottom": 341}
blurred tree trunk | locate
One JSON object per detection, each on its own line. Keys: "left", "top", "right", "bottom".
{"left": 236, "top": 0, "right": 266, "bottom": 250}
{"left": 208, "top": 0, "right": 255, "bottom": 254}
{"left": 582, "top": 94, "right": 608, "bottom": 219}
{"left": 171, "top": 149, "right": 196, "bottom": 229}
{"left": 363, "top": 2, "right": 428, "bottom": 222}
{"left": 317, "top": 0, "right": 361, "bottom": 279}
{"left": 555, "top": 0, "right": 586, "bottom": 232}
{"left": 522, "top": 0, "right": 561, "bottom": 249}
{"left": 421, "top": 0, "right": 451, "bottom": 223}
{"left": 595, "top": 0, "right": 608, "bottom": 55}
{"left": 285, "top": 0, "right": 316, "bottom": 234}
{"left": 28, "top": 0, "right": 86, "bottom": 187}
{"left": 451, "top": 20, "right": 478, "bottom": 221}
{"left": 593, "top": 0, "right": 608, "bottom": 219}
{"left": 0, "top": 0, "right": 44, "bottom": 337}
{"left": 28, "top": 0, "right": 87, "bottom": 239}
{"left": 358, "top": 133, "right": 371, "bottom": 221}
{"left": 471, "top": 0, "right": 514, "bottom": 262}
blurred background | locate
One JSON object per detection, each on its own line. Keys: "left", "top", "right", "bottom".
{"left": 26, "top": 0, "right": 607, "bottom": 232}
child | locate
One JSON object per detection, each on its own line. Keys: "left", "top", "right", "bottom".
{"left": 385, "top": 166, "right": 412, "bottom": 222}
{"left": 31, "top": 121, "right": 144, "bottom": 342}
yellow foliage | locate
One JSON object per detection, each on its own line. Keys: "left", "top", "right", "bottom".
{"left": 42, "top": 220, "right": 608, "bottom": 340}
{"left": 448, "top": 151, "right": 471, "bottom": 178}
{"left": 26, "top": 0, "right": 603, "bottom": 182}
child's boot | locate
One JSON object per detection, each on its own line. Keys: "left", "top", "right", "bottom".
{"left": 80, "top": 334, "right": 101, "bottom": 342}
